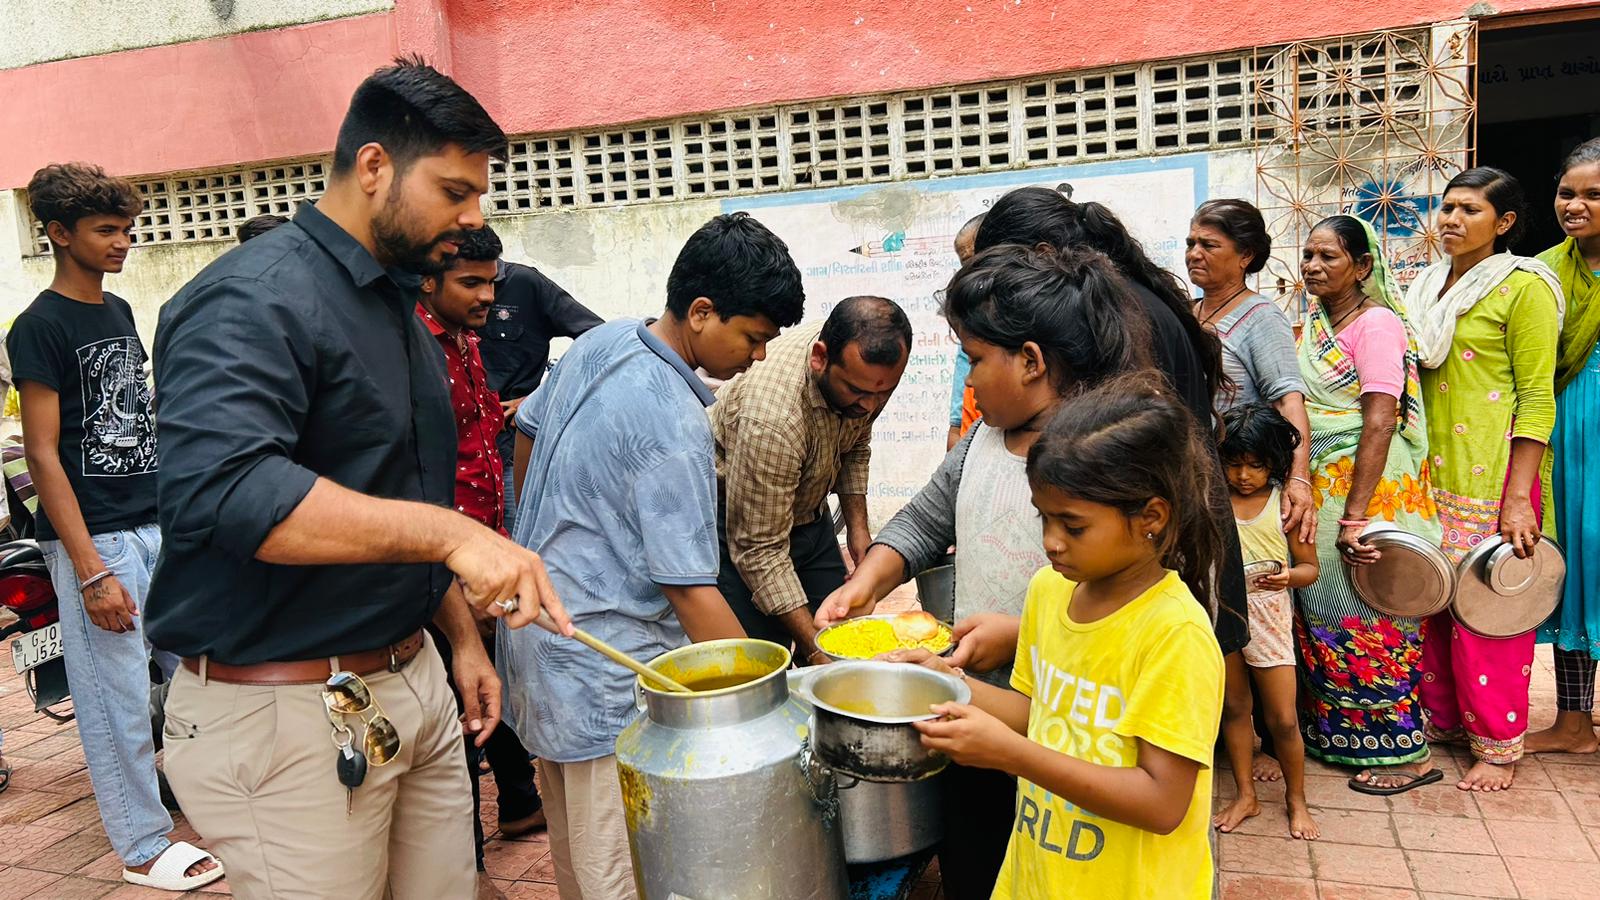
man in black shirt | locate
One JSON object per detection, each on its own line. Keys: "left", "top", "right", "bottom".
{"left": 476, "top": 260, "right": 601, "bottom": 532}
{"left": 148, "top": 58, "right": 571, "bottom": 899}
{"left": 9, "top": 163, "right": 225, "bottom": 892}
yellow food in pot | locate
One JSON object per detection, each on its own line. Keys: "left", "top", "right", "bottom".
{"left": 817, "top": 618, "right": 953, "bottom": 659}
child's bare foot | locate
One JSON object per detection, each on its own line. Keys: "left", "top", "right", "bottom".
{"left": 1252, "top": 752, "right": 1283, "bottom": 782}
{"left": 1525, "top": 713, "right": 1599, "bottom": 755}
{"left": 1458, "top": 759, "right": 1514, "bottom": 792}
{"left": 1212, "top": 794, "right": 1260, "bottom": 832}
{"left": 1287, "top": 797, "right": 1320, "bottom": 840}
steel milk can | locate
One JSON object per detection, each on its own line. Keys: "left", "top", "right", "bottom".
{"left": 615, "top": 638, "right": 849, "bottom": 900}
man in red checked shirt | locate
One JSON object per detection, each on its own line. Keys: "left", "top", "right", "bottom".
{"left": 416, "top": 224, "right": 544, "bottom": 899}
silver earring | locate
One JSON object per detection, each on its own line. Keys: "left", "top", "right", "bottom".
{"left": 1146, "top": 532, "right": 1156, "bottom": 541}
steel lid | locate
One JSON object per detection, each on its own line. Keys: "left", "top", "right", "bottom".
{"left": 1451, "top": 536, "right": 1565, "bottom": 638}
{"left": 1348, "top": 524, "right": 1456, "bottom": 619}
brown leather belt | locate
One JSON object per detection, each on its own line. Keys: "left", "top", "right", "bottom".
{"left": 181, "top": 631, "right": 426, "bottom": 686}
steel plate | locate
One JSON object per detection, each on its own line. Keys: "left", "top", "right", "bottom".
{"left": 1348, "top": 524, "right": 1455, "bottom": 619}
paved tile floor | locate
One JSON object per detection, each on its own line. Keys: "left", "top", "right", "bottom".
{"left": 0, "top": 602, "right": 1594, "bottom": 898}
{"left": 1215, "top": 644, "right": 1600, "bottom": 900}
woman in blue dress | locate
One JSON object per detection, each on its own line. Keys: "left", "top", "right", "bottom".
{"left": 1531, "top": 138, "right": 1600, "bottom": 755}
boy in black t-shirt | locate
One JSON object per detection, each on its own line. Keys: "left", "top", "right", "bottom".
{"left": 6, "top": 164, "right": 222, "bottom": 892}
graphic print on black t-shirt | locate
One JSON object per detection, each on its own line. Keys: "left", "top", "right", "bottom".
{"left": 77, "top": 336, "right": 157, "bottom": 477}
{"left": 5, "top": 290, "right": 160, "bottom": 540}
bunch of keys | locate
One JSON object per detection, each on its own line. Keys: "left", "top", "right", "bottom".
{"left": 332, "top": 724, "right": 368, "bottom": 815}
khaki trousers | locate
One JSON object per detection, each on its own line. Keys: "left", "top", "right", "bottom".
{"left": 536, "top": 756, "right": 639, "bottom": 900}
{"left": 162, "top": 634, "right": 476, "bottom": 900}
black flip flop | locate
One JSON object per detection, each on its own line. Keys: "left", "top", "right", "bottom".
{"left": 1347, "top": 767, "right": 1444, "bottom": 795}
{"left": 0, "top": 764, "right": 10, "bottom": 795}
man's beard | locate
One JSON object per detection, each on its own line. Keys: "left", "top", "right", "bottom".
{"left": 372, "top": 184, "right": 463, "bottom": 276}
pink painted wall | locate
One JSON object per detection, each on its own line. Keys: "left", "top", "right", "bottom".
{"left": 0, "top": 13, "right": 398, "bottom": 188}
{"left": 1, "top": 0, "right": 1591, "bottom": 187}
{"left": 450, "top": 0, "right": 1586, "bottom": 137}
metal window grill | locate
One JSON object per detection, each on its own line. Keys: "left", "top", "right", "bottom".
{"left": 20, "top": 25, "right": 1466, "bottom": 259}
{"left": 1252, "top": 21, "right": 1477, "bottom": 307}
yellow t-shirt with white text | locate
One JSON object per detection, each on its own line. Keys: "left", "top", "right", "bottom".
{"left": 992, "top": 568, "right": 1224, "bottom": 900}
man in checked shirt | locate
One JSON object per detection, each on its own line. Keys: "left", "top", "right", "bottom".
{"left": 711, "top": 296, "right": 911, "bottom": 664}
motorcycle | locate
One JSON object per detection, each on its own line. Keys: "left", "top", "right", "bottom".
{"left": 0, "top": 537, "right": 71, "bottom": 721}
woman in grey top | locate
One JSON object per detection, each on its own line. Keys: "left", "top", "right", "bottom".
{"left": 1187, "top": 199, "right": 1315, "bottom": 537}
{"left": 1186, "top": 198, "right": 1316, "bottom": 790}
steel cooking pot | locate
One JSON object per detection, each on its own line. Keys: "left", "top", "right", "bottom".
{"left": 914, "top": 554, "right": 956, "bottom": 622}
{"left": 1451, "top": 535, "right": 1565, "bottom": 638}
{"left": 1347, "top": 523, "right": 1456, "bottom": 619}
{"left": 785, "top": 670, "right": 944, "bottom": 863}
{"left": 619, "top": 640, "right": 849, "bottom": 899}
{"left": 792, "top": 661, "right": 969, "bottom": 782}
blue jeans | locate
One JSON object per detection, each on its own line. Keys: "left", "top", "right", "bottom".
{"left": 43, "top": 523, "right": 178, "bottom": 866}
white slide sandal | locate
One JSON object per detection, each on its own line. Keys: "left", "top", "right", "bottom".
{"left": 122, "top": 840, "right": 225, "bottom": 892}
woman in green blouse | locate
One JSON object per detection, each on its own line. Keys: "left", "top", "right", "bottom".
{"left": 1405, "top": 167, "right": 1564, "bottom": 792}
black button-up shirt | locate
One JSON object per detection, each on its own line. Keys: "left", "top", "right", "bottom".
{"left": 147, "top": 203, "right": 456, "bottom": 665}
{"left": 476, "top": 261, "right": 602, "bottom": 401}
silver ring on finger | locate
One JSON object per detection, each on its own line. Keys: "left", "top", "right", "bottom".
{"left": 493, "top": 598, "right": 519, "bottom": 613}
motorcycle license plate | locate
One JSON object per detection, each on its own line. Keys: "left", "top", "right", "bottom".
{"left": 12, "top": 623, "right": 62, "bottom": 673}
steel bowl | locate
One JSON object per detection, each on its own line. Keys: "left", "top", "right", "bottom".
{"left": 814, "top": 613, "right": 957, "bottom": 663}
{"left": 792, "top": 660, "right": 970, "bottom": 782}
{"left": 1243, "top": 559, "right": 1284, "bottom": 589}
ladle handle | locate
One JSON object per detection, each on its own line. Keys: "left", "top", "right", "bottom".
{"left": 532, "top": 609, "right": 691, "bottom": 693}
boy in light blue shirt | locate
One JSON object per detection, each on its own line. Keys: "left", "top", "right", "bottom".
{"left": 499, "top": 212, "right": 805, "bottom": 900}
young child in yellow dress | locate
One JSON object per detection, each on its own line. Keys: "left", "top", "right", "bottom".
{"left": 889, "top": 374, "right": 1226, "bottom": 899}
{"left": 1212, "top": 402, "right": 1321, "bottom": 840}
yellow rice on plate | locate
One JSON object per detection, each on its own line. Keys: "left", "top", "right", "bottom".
{"left": 816, "top": 618, "right": 953, "bottom": 659}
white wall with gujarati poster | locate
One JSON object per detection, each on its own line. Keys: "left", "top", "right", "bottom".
{"left": 723, "top": 149, "right": 1253, "bottom": 526}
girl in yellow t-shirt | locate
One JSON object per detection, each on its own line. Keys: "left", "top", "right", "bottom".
{"left": 889, "top": 374, "right": 1225, "bottom": 900}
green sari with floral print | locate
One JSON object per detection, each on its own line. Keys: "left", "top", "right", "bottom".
{"left": 1294, "top": 217, "right": 1442, "bottom": 767}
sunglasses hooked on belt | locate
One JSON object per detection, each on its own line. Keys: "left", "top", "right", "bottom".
{"left": 324, "top": 670, "right": 402, "bottom": 812}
